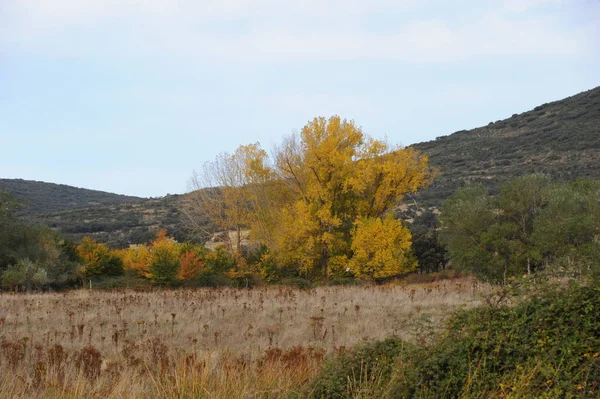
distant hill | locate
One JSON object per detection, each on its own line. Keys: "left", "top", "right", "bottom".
{"left": 35, "top": 194, "right": 192, "bottom": 248}
{"left": 0, "top": 179, "right": 144, "bottom": 214}
{"left": 3, "top": 86, "right": 599, "bottom": 246}
{"left": 410, "top": 86, "right": 600, "bottom": 210}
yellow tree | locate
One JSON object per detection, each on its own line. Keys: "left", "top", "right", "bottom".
{"left": 147, "top": 230, "right": 181, "bottom": 284}
{"left": 119, "top": 245, "right": 151, "bottom": 278}
{"left": 76, "top": 237, "right": 123, "bottom": 278}
{"left": 185, "top": 116, "right": 433, "bottom": 280}
{"left": 267, "top": 116, "right": 432, "bottom": 279}
{"left": 350, "top": 215, "right": 417, "bottom": 279}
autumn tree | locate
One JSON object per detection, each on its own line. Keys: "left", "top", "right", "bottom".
{"left": 265, "top": 117, "right": 432, "bottom": 279}
{"left": 350, "top": 215, "right": 417, "bottom": 280}
{"left": 119, "top": 244, "right": 151, "bottom": 278}
{"left": 187, "top": 116, "right": 432, "bottom": 280}
{"left": 178, "top": 243, "right": 206, "bottom": 280}
{"left": 76, "top": 237, "right": 123, "bottom": 278}
{"left": 147, "top": 230, "right": 181, "bottom": 284}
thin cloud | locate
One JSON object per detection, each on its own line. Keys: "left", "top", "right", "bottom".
{"left": 2, "top": 0, "right": 594, "bottom": 64}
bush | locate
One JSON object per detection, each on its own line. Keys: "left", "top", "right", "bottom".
{"left": 303, "top": 279, "right": 600, "bottom": 398}
{"left": 148, "top": 247, "right": 180, "bottom": 285}
{"left": 280, "top": 277, "right": 313, "bottom": 290}
{"left": 1, "top": 259, "right": 49, "bottom": 290}
{"left": 181, "top": 272, "right": 233, "bottom": 288}
{"left": 386, "top": 280, "right": 600, "bottom": 398}
{"left": 308, "top": 337, "right": 413, "bottom": 398}
{"left": 204, "top": 247, "right": 236, "bottom": 274}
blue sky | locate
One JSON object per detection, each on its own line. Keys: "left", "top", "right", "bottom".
{"left": 1, "top": 0, "right": 598, "bottom": 197}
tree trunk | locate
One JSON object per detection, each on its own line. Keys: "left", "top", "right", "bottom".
{"left": 321, "top": 244, "right": 329, "bottom": 284}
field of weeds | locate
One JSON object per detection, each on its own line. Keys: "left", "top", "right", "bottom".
{"left": 0, "top": 278, "right": 491, "bottom": 398}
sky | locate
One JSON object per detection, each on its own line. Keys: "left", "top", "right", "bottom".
{"left": 1, "top": 0, "right": 599, "bottom": 198}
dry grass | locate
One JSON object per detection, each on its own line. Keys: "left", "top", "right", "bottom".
{"left": 0, "top": 278, "right": 491, "bottom": 398}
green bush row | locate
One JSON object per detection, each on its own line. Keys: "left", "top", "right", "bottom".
{"left": 307, "top": 279, "right": 600, "bottom": 398}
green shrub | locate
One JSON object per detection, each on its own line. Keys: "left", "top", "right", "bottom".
{"left": 280, "top": 277, "right": 313, "bottom": 290}
{"left": 386, "top": 280, "right": 600, "bottom": 398}
{"left": 182, "top": 272, "right": 233, "bottom": 288}
{"left": 148, "top": 247, "right": 180, "bottom": 285}
{"left": 308, "top": 336, "right": 413, "bottom": 398}
{"left": 1, "top": 259, "right": 49, "bottom": 290}
{"left": 304, "top": 280, "right": 600, "bottom": 398}
{"left": 204, "top": 247, "right": 236, "bottom": 274}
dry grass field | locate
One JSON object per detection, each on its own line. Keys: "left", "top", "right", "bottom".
{"left": 0, "top": 278, "right": 492, "bottom": 398}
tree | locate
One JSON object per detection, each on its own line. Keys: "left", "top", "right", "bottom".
{"left": 532, "top": 179, "right": 600, "bottom": 275}
{"left": 409, "top": 211, "right": 448, "bottom": 274}
{"left": 186, "top": 116, "right": 433, "bottom": 280}
{"left": 1, "top": 258, "right": 50, "bottom": 290}
{"left": 439, "top": 175, "right": 600, "bottom": 282}
{"left": 178, "top": 243, "right": 206, "bottom": 280}
{"left": 76, "top": 237, "right": 124, "bottom": 278}
{"left": 350, "top": 215, "right": 417, "bottom": 280}
{"left": 147, "top": 230, "right": 181, "bottom": 284}
{"left": 182, "top": 143, "right": 273, "bottom": 259}
{"left": 0, "top": 191, "right": 22, "bottom": 271}
{"left": 119, "top": 244, "right": 151, "bottom": 278}
{"left": 269, "top": 117, "right": 432, "bottom": 279}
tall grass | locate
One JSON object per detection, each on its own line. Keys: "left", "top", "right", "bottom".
{"left": 0, "top": 278, "right": 489, "bottom": 397}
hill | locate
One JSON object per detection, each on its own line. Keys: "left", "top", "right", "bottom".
{"left": 0, "top": 178, "right": 143, "bottom": 214}
{"left": 31, "top": 194, "right": 192, "bottom": 248}
{"left": 410, "top": 86, "right": 600, "bottom": 210}
{"left": 2, "top": 86, "right": 599, "bottom": 246}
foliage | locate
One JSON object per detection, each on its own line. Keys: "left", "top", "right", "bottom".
{"left": 0, "top": 190, "right": 22, "bottom": 271}
{"left": 1, "top": 259, "right": 50, "bottom": 290}
{"left": 0, "top": 193, "right": 81, "bottom": 290}
{"left": 223, "top": 270, "right": 262, "bottom": 288}
{"left": 119, "top": 244, "right": 152, "bottom": 278}
{"left": 439, "top": 175, "right": 600, "bottom": 282}
{"left": 184, "top": 116, "right": 432, "bottom": 282}
{"left": 3, "top": 88, "right": 599, "bottom": 251}
{"left": 269, "top": 117, "right": 432, "bottom": 279}
{"left": 111, "top": 230, "right": 245, "bottom": 286}
{"left": 183, "top": 143, "right": 273, "bottom": 255}
{"left": 408, "top": 211, "right": 448, "bottom": 274}
{"left": 302, "top": 279, "right": 600, "bottom": 398}
{"left": 203, "top": 247, "right": 237, "bottom": 275}
{"left": 308, "top": 336, "right": 413, "bottom": 398}
{"left": 178, "top": 248, "right": 205, "bottom": 280}
{"left": 349, "top": 215, "right": 417, "bottom": 280}
{"left": 385, "top": 280, "right": 600, "bottom": 398}
{"left": 147, "top": 230, "right": 181, "bottom": 284}
{"left": 76, "top": 237, "right": 124, "bottom": 279}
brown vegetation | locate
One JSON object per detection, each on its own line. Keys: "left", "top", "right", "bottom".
{"left": 0, "top": 278, "right": 490, "bottom": 397}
